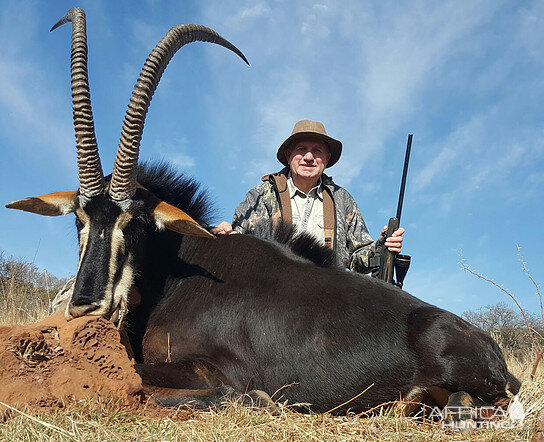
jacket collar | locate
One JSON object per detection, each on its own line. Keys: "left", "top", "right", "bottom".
{"left": 275, "top": 166, "right": 333, "bottom": 184}
{"left": 262, "top": 166, "right": 335, "bottom": 193}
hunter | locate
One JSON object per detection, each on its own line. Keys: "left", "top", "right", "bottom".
{"left": 213, "top": 119, "right": 405, "bottom": 274}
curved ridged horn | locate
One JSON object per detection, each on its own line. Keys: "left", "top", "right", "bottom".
{"left": 51, "top": 8, "right": 105, "bottom": 197}
{"left": 109, "top": 24, "right": 249, "bottom": 201}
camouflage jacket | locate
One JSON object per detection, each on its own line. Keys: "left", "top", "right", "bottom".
{"left": 232, "top": 167, "right": 381, "bottom": 273}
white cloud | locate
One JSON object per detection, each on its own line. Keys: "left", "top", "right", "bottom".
{"left": 226, "top": 3, "right": 271, "bottom": 27}
{"left": 340, "top": 1, "right": 503, "bottom": 177}
{"left": 153, "top": 138, "right": 196, "bottom": 169}
{"left": 313, "top": 4, "right": 330, "bottom": 12}
{"left": 528, "top": 172, "right": 544, "bottom": 185}
{"left": 412, "top": 147, "right": 456, "bottom": 191}
{"left": 300, "top": 12, "right": 331, "bottom": 41}
{"left": 0, "top": 39, "right": 74, "bottom": 170}
{"left": 168, "top": 153, "right": 196, "bottom": 169}
{"left": 129, "top": 18, "right": 163, "bottom": 51}
{"left": 516, "top": 2, "right": 544, "bottom": 64}
{"left": 413, "top": 115, "right": 486, "bottom": 192}
{"left": 240, "top": 3, "right": 270, "bottom": 20}
{"left": 439, "top": 142, "right": 526, "bottom": 213}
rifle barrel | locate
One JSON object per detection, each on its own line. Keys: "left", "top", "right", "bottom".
{"left": 395, "top": 134, "right": 413, "bottom": 222}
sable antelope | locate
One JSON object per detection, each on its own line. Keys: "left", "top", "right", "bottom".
{"left": 7, "top": 8, "right": 520, "bottom": 417}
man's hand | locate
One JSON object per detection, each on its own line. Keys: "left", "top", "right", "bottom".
{"left": 212, "top": 221, "right": 235, "bottom": 235}
{"left": 379, "top": 226, "right": 405, "bottom": 253}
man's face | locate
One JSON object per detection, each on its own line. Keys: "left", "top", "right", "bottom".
{"left": 286, "top": 139, "right": 331, "bottom": 182}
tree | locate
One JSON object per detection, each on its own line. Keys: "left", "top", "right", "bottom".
{"left": 463, "top": 303, "right": 543, "bottom": 362}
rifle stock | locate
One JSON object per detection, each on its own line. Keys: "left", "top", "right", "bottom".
{"left": 379, "top": 217, "right": 399, "bottom": 284}
{"left": 377, "top": 134, "right": 412, "bottom": 287}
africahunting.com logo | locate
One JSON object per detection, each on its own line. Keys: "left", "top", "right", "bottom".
{"left": 429, "top": 396, "right": 526, "bottom": 430}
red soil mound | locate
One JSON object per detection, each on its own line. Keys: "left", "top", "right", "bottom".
{"left": 0, "top": 311, "right": 143, "bottom": 408}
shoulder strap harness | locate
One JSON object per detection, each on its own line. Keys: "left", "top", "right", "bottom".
{"left": 262, "top": 170, "right": 336, "bottom": 249}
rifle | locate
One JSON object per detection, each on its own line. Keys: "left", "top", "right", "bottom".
{"left": 376, "top": 134, "right": 412, "bottom": 287}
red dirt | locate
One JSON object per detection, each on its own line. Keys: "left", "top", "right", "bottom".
{"left": 0, "top": 311, "right": 143, "bottom": 408}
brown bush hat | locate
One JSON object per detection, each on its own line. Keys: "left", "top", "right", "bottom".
{"left": 277, "top": 120, "right": 342, "bottom": 168}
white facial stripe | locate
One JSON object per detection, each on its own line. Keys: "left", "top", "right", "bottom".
{"left": 75, "top": 208, "right": 90, "bottom": 223}
{"left": 117, "top": 212, "right": 133, "bottom": 229}
{"left": 75, "top": 211, "right": 91, "bottom": 274}
{"left": 69, "top": 209, "right": 91, "bottom": 320}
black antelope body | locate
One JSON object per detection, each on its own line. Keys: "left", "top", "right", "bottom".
{"left": 7, "top": 8, "right": 520, "bottom": 416}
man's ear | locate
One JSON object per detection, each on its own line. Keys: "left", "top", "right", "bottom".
{"left": 138, "top": 188, "right": 214, "bottom": 239}
{"left": 6, "top": 191, "right": 77, "bottom": 216}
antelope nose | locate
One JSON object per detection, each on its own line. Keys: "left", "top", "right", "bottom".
{"left": 67, "top": 302, "right": 99, "bottom": 319}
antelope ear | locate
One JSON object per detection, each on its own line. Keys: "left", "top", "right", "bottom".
{"left": 152, "top": 201, "right": 215, "bottom": 238}
{"left": 6, "top": 191, "right": 77, "bottom": 216}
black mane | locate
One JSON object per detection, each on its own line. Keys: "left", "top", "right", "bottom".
{"left": 136, "top": 161, "right": 216, "bottom": 228}
{"left": 246, "top": 220, "right": 338, "bottom": 268}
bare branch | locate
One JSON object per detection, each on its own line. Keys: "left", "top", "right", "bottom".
{"left": 532, "top": 348, "right": 544, "bottom": 380}
{"left": 459, "top": 251, "right": 538, "bottom": 357}
{"left": 517, "top": 244, "right": 544, "bottom": 329}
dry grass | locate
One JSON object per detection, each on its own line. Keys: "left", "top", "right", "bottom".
{"left": 0, "top": 280, "right": 50, "bottom": 326}
{"left": 0, "top": 251, "right": 65, "bottom": 325}
{"left": 0, "top": 378, "right": 542, "bottom": 442}
{"left": 0, "top": 256, "right": 543, "bottom": 440}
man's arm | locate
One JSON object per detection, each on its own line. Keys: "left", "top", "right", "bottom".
{"left": 232, "top": 181, "right": 280, "bottom": 233}
{"left": 342, "top": 196, "right": 377, "bottom": 274}
{"left": 212, "top": 183, "right": 270, "bottom": 235}
{"left": 349, "top": 242, "right": 380, "bottom": 274}
{"left": 349, "top": 225, "right": 405, "bottom": 274}
{"left": 343, "top": 195, "right": 404, "bottom": 274}
{"left": 217, "top": 181, "right": 279, "bottom": 235}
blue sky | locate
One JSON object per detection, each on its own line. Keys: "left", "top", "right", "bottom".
{"left": 1, "top": 1, "right": 542, "bottom": 316}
